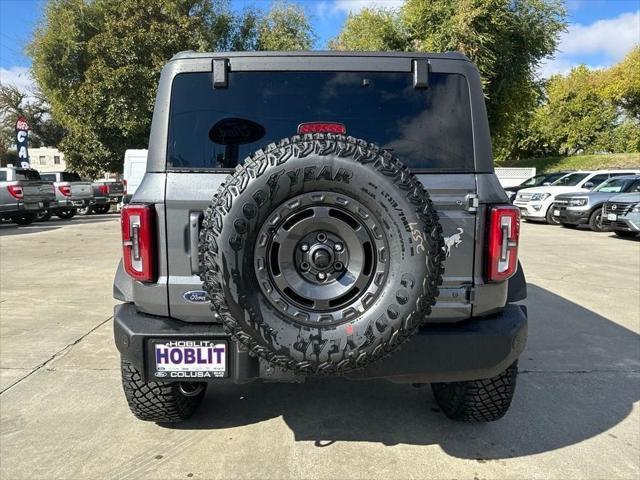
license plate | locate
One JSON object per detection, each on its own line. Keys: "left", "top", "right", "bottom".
{"left": 72, "top": 200, "right": 85, "bottom": 206}
{"left": 553, "top": 209, "right": 560, "bottom": 216}
{"left": 151, "top": 340, "right": 227, "bottom": 379}
{"left": 607, "top": 213, "right": 617, "bottom": 221}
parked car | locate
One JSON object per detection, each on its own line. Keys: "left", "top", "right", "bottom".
{"left": 552, "top": 175, "right": 640, "bottom": 231}
{"left": 514, "top": 169, "right": 640, "bottom": 224}
{"left": 39, "top": 172, "right": 94, "bottom": 220}
{"left": 78, "top": 180, "right": 125, "bottom": 215}
{"left": 113, "top": 51, "right": 527, "bottom": 424}
{"left": 601, "top": 192, "right": 640, "bottom": 238}
{"left": 503, "top": 171, "right": 573, "bottom": 202}
{"left": 0, "top": 166, "right": 55, "bottom": 225}
{"left": 122, "top": 149, "right": 147, "bottom": 204}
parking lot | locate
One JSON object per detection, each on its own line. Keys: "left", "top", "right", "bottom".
{"left": 1, "top": 217, "right": 638, "bottom": 479}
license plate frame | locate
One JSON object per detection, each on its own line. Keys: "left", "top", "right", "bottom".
{"left": 149, "top": 339, "right": 227, "bottom": 380}
{"left": 607, "top": 213, "right": 617, "bottom": 221}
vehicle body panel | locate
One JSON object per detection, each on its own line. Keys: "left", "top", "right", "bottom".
{"left": 0, "top": 167, "right": 56, "bottom": 216}
{"left": 602, "top": 192, "right": 640, "bottom": 232}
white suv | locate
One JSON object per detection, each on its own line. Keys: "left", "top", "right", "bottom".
{"left": 514, "top": 170, "right": 640, "bottom": 224}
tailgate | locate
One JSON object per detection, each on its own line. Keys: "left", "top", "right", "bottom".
{"left": 22, "top": 182, "right": 55, "bottom": 203}
{"left": 107, "top": 182, "right": 124, "bottom": 196}
{"left": 71, "top": 182, "right": 93, "bottom": 199}
{"left": 164, "top": 172, "right": 476, "bottom": 323}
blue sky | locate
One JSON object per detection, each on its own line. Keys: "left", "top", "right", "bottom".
{"left": 1, "top": 0, "right": 639, "bottom": 91}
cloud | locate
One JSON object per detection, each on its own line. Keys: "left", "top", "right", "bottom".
{"left": 317, "top": 0, "right": 404, "bottom": 20}
{"left": 559, "top": 11, "right": 639, "bottom": 59}
{"left": 0, "top": 66, "right": 36, "bottom": 93}
{"left": 539, "top": 10, "right": 639, "bottom": 78}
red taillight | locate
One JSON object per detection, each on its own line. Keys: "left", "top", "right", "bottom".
{"left": 297, "top": 122, "right": 346, "bottom": 135}
{"left": 122, "top": 179, "right": 127, "bottom": 195}
{"left": 99, "top": 184, "right": 109, "bottom": 195}
{"left": 7, "top": 185, "right": 23, "bottom": 199}
{"left": 121, "top": 204, "right": 156, "bottom": 282}
{"left": 486, "top": 206, "right": 520, "bottom": 282}
{"left": 58, "top": 185, "right": 72, "bottom": 197}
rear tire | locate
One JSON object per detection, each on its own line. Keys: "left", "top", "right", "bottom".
{"left": 94, "top": 204, "right": 111, "bottom": 214}
{"left": 120, "top": 357, "right": 206, "bottom": 423}
{"left": 588, "top": 209, "right": 607, "bottom": 232}
{"left": 76, "top": 205, "right": 93, "bottom": 215}
{"left": 12, "top": 212, "right": 36, "bottom": 225}
{"left": 36, "top": 210, "right": 52, "bottom": 222}
{"left": 431, "top": 361, "right": 518, "bottom": 422}
{"left": 614, "top": 230, "right": 638, "bottom": 238}
{"left": 56, "top": 208, "right": 76, "bottom": 220}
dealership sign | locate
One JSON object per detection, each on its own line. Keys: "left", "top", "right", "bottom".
{"left": 15, "top": 116, "right": 30, "bottom": 168}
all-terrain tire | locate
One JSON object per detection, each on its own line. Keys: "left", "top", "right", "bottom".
{"left": 120, "top": 357, "right": 206, "bottom": 423}
{"left": 199, "top": 133, "right": 444, "bottom": 375}
{"left": 431, "top": 362, "right": 518, "bottom": 422}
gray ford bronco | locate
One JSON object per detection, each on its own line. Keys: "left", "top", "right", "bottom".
{"left": 113, "top": 51, "right": 527, "bottom": 423}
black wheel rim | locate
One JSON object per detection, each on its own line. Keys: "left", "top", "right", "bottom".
{"left": 254, "top": 192, "right": 389, "bottom": 325}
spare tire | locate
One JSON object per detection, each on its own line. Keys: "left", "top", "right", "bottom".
{"left": 200, "top": 134, "right": 444, "bottom": 374}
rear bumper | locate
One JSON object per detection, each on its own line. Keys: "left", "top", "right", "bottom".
{"left": 1, "top": 200, "right": 50, "bottom": 214}
{"left": 55, "top": 198, "right": 95, "bottom": 208}
{"left": 114, "top": 302, "right": 528, "bottom": 384}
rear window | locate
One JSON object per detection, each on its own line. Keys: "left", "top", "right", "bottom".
{"left": 552, "top": 173, "right": 588, "bottom": 186}
{"left": 40, "top": 174, "right": 56, "bottom": 182}
{"left": 16, "top": 169, "right": 41, "bottom": 181}
{"left": 167, "top": 71, "right": 474, "bottom": 171}
{"left": 62, "top": 172, "right": 82, "bottom": 182}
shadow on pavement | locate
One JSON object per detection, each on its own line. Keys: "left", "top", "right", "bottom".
{"left": 167, "top": 284, "right": 640, "bottom": 459}
{"left": 0, "top": 214, "right": 118, "bottom": 236}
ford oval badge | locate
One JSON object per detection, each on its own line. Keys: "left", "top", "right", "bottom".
{"left": 183, "top": 290, "right": 209, "bottom": 303}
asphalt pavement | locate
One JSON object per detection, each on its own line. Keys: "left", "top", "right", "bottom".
{"left": 0, "top": 215, "right": 638, "bottom": 479}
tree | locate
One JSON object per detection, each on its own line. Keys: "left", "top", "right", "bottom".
{"left": 330, "top": 0, "right": 566, "bottom": 162}
{"left": 257, "top": 2, "right": 315, "bottom": 50}
{"left": 599, "top": 47, "right": 640, "bottom": 121}
{"left": 29, "top": 0, "right": 313, "bottom": 177}
{"left": 0, "top": 83, "right": 65, "bottom": 159}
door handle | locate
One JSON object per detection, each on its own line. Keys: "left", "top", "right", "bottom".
{"left": 189, "top": 211, "right": 203, "bottom": 274}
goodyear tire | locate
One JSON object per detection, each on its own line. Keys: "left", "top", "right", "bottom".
{"left": 431, "top": 361, "right": 518, "bottom": 422}
{"left": 121, "top": 357, "right": 206, "bottom": 423}
{"left": 200, "top": 134, "right": 444, "bottom": 375}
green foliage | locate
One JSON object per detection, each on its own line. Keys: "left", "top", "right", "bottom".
{"left": 331, "top": 0, "right": 567, "bottom": 162}
{"left": 599, "top": 46, "right": 640, "bottom": 121}
{"left": 518, "top": 51, "right": 640, "bottom": 158}
{"left": 29, "top": 0, "right": 313, "bottom": 177}
{"left": 257, "top": 2, "right": 314, "bottom": 50}
{"left": 329, "top": 9, "right": 406, "bottom": 51}
{"left": 503, "top": 152, "right": 640, "bottom": 172}
{"left": 0, "top": 83, "right": 65, "bottom": 152}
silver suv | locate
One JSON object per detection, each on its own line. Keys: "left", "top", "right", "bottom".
{"left": 113, "top": 51, "right": 528, "bottom": 424}
{"left": 552, "top": 175, "right": 640, "bottom": 231}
